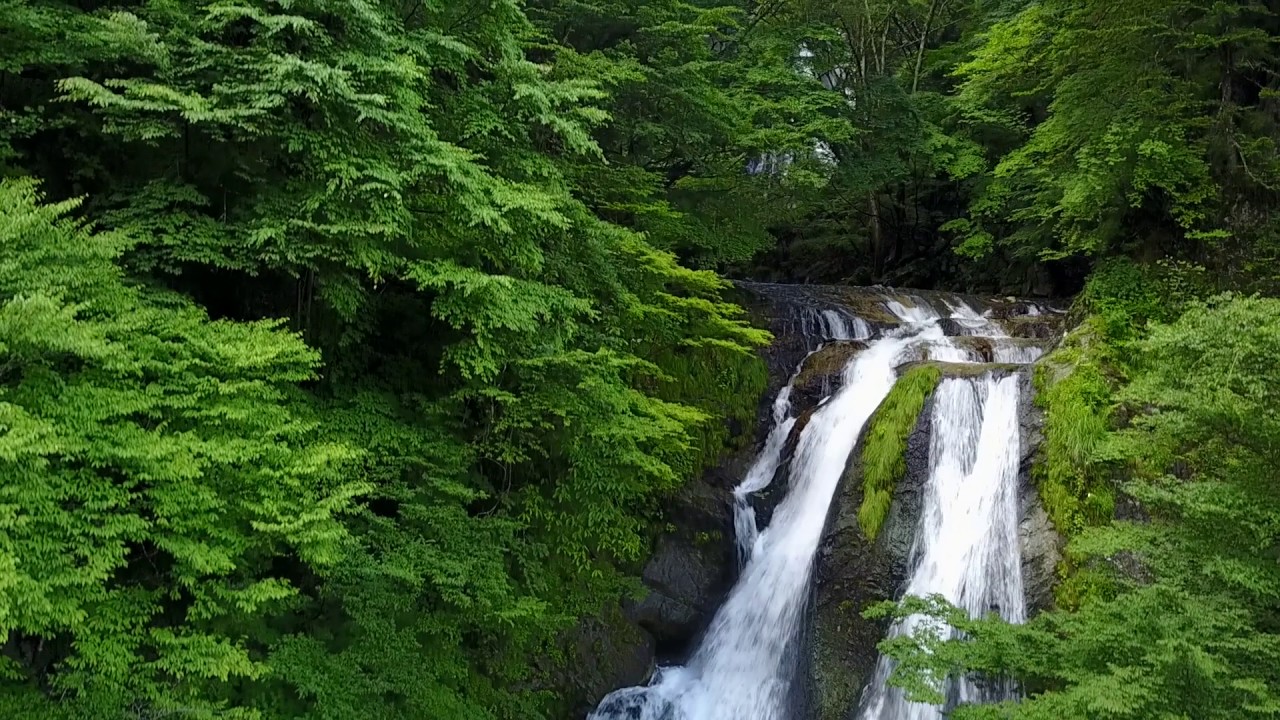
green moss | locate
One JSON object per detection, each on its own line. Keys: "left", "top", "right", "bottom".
{"left": 1033, "top": 318, "right": 1116, "bottom": 538}
{"left": 651, "top": 339, "right": 770, "bottom": 478}
{"left": 857, "top": 365, "right": 943, "bottom": 540}
{"left": 1032, "top": 317, "right": 1123, "bottom": 609}
{"left": 896, "top": 360, "right": 1021, "bottom": 378}
{"left": 694, "top": 530, "right": 722, "bottom": 546}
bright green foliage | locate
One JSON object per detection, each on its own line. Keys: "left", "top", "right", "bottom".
{"left": 1032, "top": 320, "right": 1115, "bottom": 540}
{"left": 1078, "top": 258, "right": 1212, "bottom": 341}
{"left": 1032, "top": 319, "right": 1118, "bottom": 609}
{"left": 0, "top": 0, "right": 770, "bottom": 717}
{"left": 859, "top": 365, "right": 942, "bottom": 541}
{"left": 527, "top": 0, "right": 855, "bottom": 270}
{"left": 875, "top": 295, "right": 1280, "bottom": 718}
{"left": 0, "top": 178, "right": 362, "bottom": 719}
{"left": 950, "top": 0, "right": 1280, "bottom": 274}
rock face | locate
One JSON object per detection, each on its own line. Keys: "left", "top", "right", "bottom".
{"left": 1016, "top": 368, "right": 1064, "bottom": 615}
{"left": 559, "top": 610, "right": 657, "bottom": 715}
{"left": 810, "top": 394, "right": 934, "bottom": 720}
{"left": 792, "top": 341, "right": 866, "bottom": 412}
{"left": 628, "top": 448, "right": 754, "bottom": 657}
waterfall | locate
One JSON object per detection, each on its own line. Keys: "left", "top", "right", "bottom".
{"left": 732, "top": 382, "right": 796, "bottom": 568}
{"left": 856, "top": 375, "right": 1024, "bottom": 719}
{"left": 588, "top": 289, "right": 1041, "bottom": 720}
{"left": 591, "top": 327, "right": 922, "bottom": 720}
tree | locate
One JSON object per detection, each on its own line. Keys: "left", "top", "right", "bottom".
{"left": 0, "top": 177, "right": 361, "bottom": 719}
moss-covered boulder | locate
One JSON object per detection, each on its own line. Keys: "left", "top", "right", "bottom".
{"left": 558, "top": 606, "right": 657, "bottom": 718}
{"left": 627, "top": 452, "right": 749, "bottom": 658}
{"left": 999, "top": 313, "right": 1067, "bottom": 339}
{"left": 1015, "top": 367, "right": 1065, "bottom": 616}
{"left": 857, "top": 366, "right": 943, "bottom": 541}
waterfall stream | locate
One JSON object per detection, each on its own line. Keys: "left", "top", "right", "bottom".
{"left": 855, "top": 375, "right": 1024, "bottom": 719}
{"left": 589, "top": 292, "right": 1045, "bottom": 720}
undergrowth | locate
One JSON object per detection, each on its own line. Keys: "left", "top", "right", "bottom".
{"left": 1033, "top": 260, "right": 1214, "bottom": 610}
{"left": 858, "top": 365, "right": 943, "bottom": 541}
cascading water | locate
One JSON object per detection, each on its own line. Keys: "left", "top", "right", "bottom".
{"left": 589, "top": 289, "right": 1043, "bottom": 720}
{"left": 856, "top": 374, "right": 1024, "bottom": 720}
{"left": 591, "top": 327, "right": 921, "bottom": 720}
{"left": 734, "top": 306, "right": 870, "bottom": 566}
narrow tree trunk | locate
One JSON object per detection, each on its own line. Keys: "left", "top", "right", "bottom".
{"left": 912, "top": 0, "right": 941, "bottom": 94}
{"left": 868, "top": 191, "right": 883, "bottom": 276}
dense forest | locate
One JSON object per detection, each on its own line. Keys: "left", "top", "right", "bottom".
{"left": 0, "top": 0, "right": 1278, "bottom": 719}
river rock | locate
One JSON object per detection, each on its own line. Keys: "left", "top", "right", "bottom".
{"left": 791, "top": 341, "right": 867, "bottom": 413}
{"left": 628, "top": 467, "right": 740, "bottom": 656}
{"left": 560, "top": 611, "right": 658, "bottom": 717}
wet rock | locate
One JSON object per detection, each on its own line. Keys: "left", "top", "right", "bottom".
{"left": 999, "top": 314, "right": 1066, "bottom": 340}
{"left": 895, "top": 360, "right": 1023, "bottom": 380}
{"left": 810, "top": 394, "right": 935, "bottom": 720}
{"left": 750, "top": 408, "right": 814, "bottom": 531}
{"left": 628, "top": 475, "right": 738, "bottom": 656}
{"left": 561, "top": 609, "right": 657, "bottom": 718}
{"left": 1019, "top": 493, "right": 1061, "bottom": 615}
{"left": 792, "top": 341, "right": 867, "bottom": 414}
{"left": 1015, "top": 368, "right": 1063, "bottom": 616}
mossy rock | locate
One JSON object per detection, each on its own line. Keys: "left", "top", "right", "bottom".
{"left": 791, "top": 341, "right": 868, "bottom": 413}
{"left": 796, "top": 341, "right": 867, "bottom": 386}
{"left": 824, "top": 288, "right": 905, "bottom": 325}
{"left": 857, "top": 365, "right": 943, "bottom": 541}
{"left": 894, "top": 360, "right": 1023, "bottom": 379}
{"left": 557, "top": 605, "right": 655, "bottom": 717}
{"left": 812, "top": 381, "right": 938, "bottom": 720}
{"left": 998, "top": 313, "right": 1066, "bottom": 339}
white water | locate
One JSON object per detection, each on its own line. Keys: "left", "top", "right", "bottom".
{"left": 733, "top": 307, "right": 870, "bottom": 565}
{"left": 820, "top": 309, "right": 872, "bottom": 341}
{"left": 732, "top": 382, "right": 797, "bottom": 566}
{"left": 856, "top": 375, "right": 1024, "bottom": 719}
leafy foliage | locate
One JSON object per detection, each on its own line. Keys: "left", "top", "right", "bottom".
{"left": 0, "top": 178, "right": 362, "bottom": 719}
{"left": 0, "top": 1, "right": 772, "bottom": 717}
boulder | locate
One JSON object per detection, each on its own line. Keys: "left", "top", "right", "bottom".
{"left": 628, "top": 470, "right": 739, "bottom": 656}
{"left": 999, "top": 314, "right": 1066, "bottom": 340}
{"left": 791, "top": 340, "right": 866, "bottom": 413}
{"left": 559, "top": 608, "right": 657, "bottom": 718}
{"left": 894, "top": 360, "right": 1023, "bottom": 380}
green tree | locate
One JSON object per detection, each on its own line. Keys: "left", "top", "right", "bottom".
{"left": 0, "top": 177, "right": 361, "bottom": 719}
{"left": 0, "top": 1, "right": 769, "bottom": 717}
{"left": 949, "top": 0, "right": 1280, "bottom": 285}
